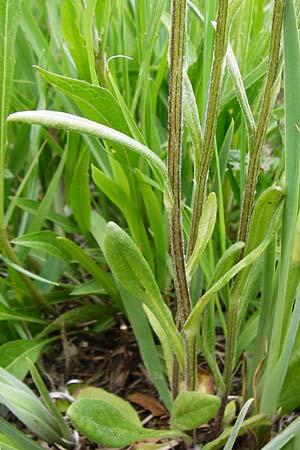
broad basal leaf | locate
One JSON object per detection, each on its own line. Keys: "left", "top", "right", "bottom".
{"left": 68, "top": 399, "right": 183, "bottom": 448}
{"left": 170, "top": 391, "right": 221, "bottom": 431}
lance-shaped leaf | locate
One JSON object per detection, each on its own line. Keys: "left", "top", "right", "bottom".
{"left": 184, "top": 203, "right": 283, "bottom": 336}
{"left": 209, "top": 241, "right": 245, "bottom": 287}
{"left": 0, "top": 0, "right": 21, "bottom": 223}
{"left": 0, "top": 369, "right": 62, "bottom": 445}
{"left": 0, "top": 417, "right": 45, "bottom": 450}
{"left": 68, "top": 399, "right": 184, "bottom": 448}
{"left": 7, "top": 110, "right": 171, "bottom": 196}
{"left": 186, "top": 193, "right": 217, "bottom": 283}
{"left": 56, "top": 237, "right": 119, "bottom": 302}
{"left": 104, "top": 222, "right": 184, "bottom": 367}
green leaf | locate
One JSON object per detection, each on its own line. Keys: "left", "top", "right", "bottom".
{"left": 0, "top": 305, "right": 47, "bottom": 324}
{"left": 279, "top": 356, "right": 300, "bottom": 415}
{"left": 68, "top": 399, "right": 183, "bottom": 448}
{"left": 7, "top": 110, "right": 170, "bottom": 193}
{"left": 183, "top": 71, "right": 203, "bottom": 174}
{"left": 186, "top": 193, "right": 217, "bottom": 282}
{"left": 104, "top": 222, "right": 184, "bottom": 368}
{"left": 11, "top": 231, "right": 69, "bottom": 263}
{"left": 11, "top": 198, "right": 79, "bottom": 233}
{"left": 245, "top": 186, "right": 284, "bottom": 255}
{"left": 0, "top": 417, "right": 44, "bottom": 450}
{"left": 38, "top": 305, "right": 112, "bottom": 338}
{"left": 0, "top": 255, "right": 59, "bottom": 286}
{"left": 27, "top": 359, "right": 74, "bottom": 444}
{"left": 203, "top": 414, "right": 270, "bottom": 450}
{"left": 57, "top": 236, "right": 119, "bottom": 301}
{"left": 0, "top": 368, "right": 62, "bottom": 444}
{"left": 75, "top": 387, "right": 141, "bottom": 426}
{"left": 260, "top": 418, "right": 300, "bottom": 450}
{"left": 70, "top": 279, "right": 105, "bottom": 296}
{"left": 260, "top": 293, "right": 300, "bottom": 416}
{"left": 184, "top": 202, "right": 283, "bottom": 335}
{"left": 0, "top": 0, "right": 21, "bottom": 224}
{"left": 170, "top": 391, "right": 221, "bottom": 431}
{"left": 223, "top": 398, "right": 254, "bottom": 450}
{"left": 0, "top": 340, "right": 48, "bottom": 380}
{"left": 35, "top": 68, "right": 130, "bottom": 134}
{"left": 209, "top": 241, "right": 245, "bottom": 287}
{"left": 70, "top": 146, "right": 91, "bottom": 231}
{"left": 34, "top": 67, "right": 139, "bottom": 168}
{"left": 0, "top": 433, "right": 20, "bottom": 450}
{"left": 143, "top": 305, "right": 174, "bottom": 385}
{"left": 61, "top": 0, "right": 90, "bottom": 81}
{"left": 118, "top": 285, "right": 172, "bottom": 410}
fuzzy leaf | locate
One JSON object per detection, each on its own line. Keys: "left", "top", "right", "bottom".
{"left": 68, "top": 399, "right": 183, "bottom": 448}
{"left": 186, "top": 193, "right": 217, "bottom": 282}
{"left": 170, "top": 391, "right": 221, "bottom": 431}
{"left": 104, "top": 222, "right": 184, "bottom": 367}
{"left": 75, "top": 387, "right": 141, "bottom": 426}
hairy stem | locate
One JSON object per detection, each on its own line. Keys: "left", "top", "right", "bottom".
{"left": 187, "top": 0, "right": 229, "bottom": 258}
{"left": 238, "top": 0, "right": 284, "bottom": 244}
{"left": 168, "top": 0, "right": 194, "bottom": 391}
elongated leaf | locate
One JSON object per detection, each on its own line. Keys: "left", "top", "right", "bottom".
{"left": 0, "top": 368, "right": 61, "bottom": 444}
{"left": 0, "top": 305, "right": 47, "bottom": 324}
{"left": 68, "top": 399, "right": 183, "bottom": 448}
{"left": 184, "top": 203, "right": 283, "bottom": 335}
{"left": 0, "top": 0, "right": 21, "bottom": 223}
{"left": 223, "top": 399, "right": 254, "bottom": 450}
{"left": 183, "top": 71, "right": 203, "bottom": 174}
{"left": 265, "top": 0, "right": 300, "bottom": 386}
{"left": 245, "top": 186, "right": 284, "bottom": 255}
{"left": 118, "top": 285, "right": 172, "bottom": 410}
{"left": 90, "top": 212, "right": 171, "bottom": 407}
{"left": 8, "top": 110, "right": 170, "bottom": 193}
{"left": 260, "top": 419, "right": 300, "bottom": 450}
{"left": 61, "top": 0, "right": 90, "bottom": 81}
{"left": 144, "top": 305, "right": 173, "bottom": 385}
{"left": 82, "top": 0, "right": 98, "bottom": 84}
{"left": 12, "top": 231, "right": 69, "bottom": 263}
{"left": 12, "top": 198, "right": 79, "bottom": 233}
{"left": 260, "top": 293, "right": 300, "bottom": 416}
{"left": 226, "top": 43, "right": 256, "bottom": 139}
{"left": 35, "top": 67, "right": 131, "bottom": 136}
{"left": 0, "top": 417, "right": 44, "bottom": 450}
{"left": 70, "top": 146, "right": 91, "bottom": 231}
{"left": 0, "top": 340, "right": 49, "bottom": 380}
{"left": 203, "top": 414, "right": 270, "bottom": 450}
{"left": 104, "top": 222, "right": 184, "bottom": 367}
{"left": 0, "top": 255, "right": 59, "bottom": 286}
{"left": 75, "top": 387, "right": 141, "bottom": 426}
{"left": 186, "top": 193, "right": 217, "bottom": 282}
{"left": 38, "top": 305, "right": 113, "bottom": 338}
{"left": 0, "top": 434, "right": 20, "bottom": 450}
{"left": 170, "top": 391, "right": 221, "bottom": 431}
{"left": 209, "top": 241, "right": 245, "bottom": 286}
{"left": 34, "top": 65, "right": 142, "bottom": 186}
{"left": 27, "top": 360, "right": 73, "bottom": 443}
{"left": 57, "top": 237, "right": 119, "bottom": 301}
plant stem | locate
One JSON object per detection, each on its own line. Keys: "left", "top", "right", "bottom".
{"left": 187, "top": 0, "right": 229, "bottom": 258}
{"left": 238, "top": 0, "right": 284, "bottom": 244}
{"left": 168, "top": 0, "right": 195, "bottom": 391}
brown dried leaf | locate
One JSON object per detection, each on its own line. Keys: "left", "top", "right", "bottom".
{"left": 127, "top": 393, "right": 168, "bottom": 417}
